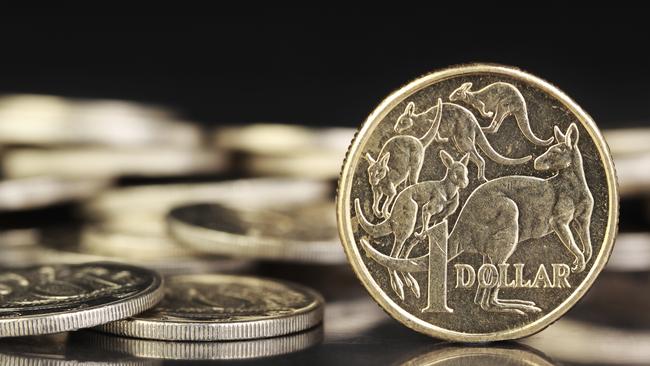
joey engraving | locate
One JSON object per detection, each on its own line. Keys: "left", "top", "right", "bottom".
{"left": 393, "top": 100, "right": 531, "bottom": 182}
{"left": 366, "top": 98, "right": 444, "bottom": 218}
{"left": 449, "top": 82, "right": 553, "bottom": 146}
{"left": 355, "top": 150, "right": 469, "bottom": 300}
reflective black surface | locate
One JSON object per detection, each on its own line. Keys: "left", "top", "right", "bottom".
{"left": 1, "top": 264, "right": 647, "bottom": 365}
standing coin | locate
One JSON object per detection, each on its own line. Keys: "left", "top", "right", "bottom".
{"left": 337, "top": 64, "right": 618, "bottom": 341}
{"left": 0, "top": 262, "right": 163, "bottom": 337}
{"left": 96, "top": 274, "right": 324, "bottom": 341}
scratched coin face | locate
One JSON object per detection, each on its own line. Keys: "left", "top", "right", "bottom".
{"left": 0, "top": 262, "right": 163, "bottom": 337}
{"left": 96, "top": 274, "right": 324, "bottom": 341}
{"left": 337, "top": 64, "right": 618, "bottom": 341}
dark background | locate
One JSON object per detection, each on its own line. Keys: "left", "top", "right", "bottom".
{"left": 0, "top": 14, "right": 647, "bottom": 129}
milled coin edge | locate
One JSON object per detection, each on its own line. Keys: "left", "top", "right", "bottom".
{"left": 94, "top": 274, "right": 325, "bottom": 341}
{"left": 0, "top": 262, "right": 165, "bottom": 338}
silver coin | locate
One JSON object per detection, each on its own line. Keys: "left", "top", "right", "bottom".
{"left": 604, "top": 127, "right": 650, "bottom": 157}
{"left": 83, "top": 178, "right": 333, "bottom": 226}
{"left": 0, "top": 262, "right": 164, "bottom": 337}
{"left": 87, "top": 327, "right": 323, "bottom": 361}
{"left": 214, "top": 124, "right": 354, "bottom": 155}
{"left": 2, "top": 146, "right": 228, "bottom": 179}
{"left": 0, "top": 94, "right": 201, "bottom": 147}
{"left": 96, "top": 274, "right": 324, "bottom": 341}
{"left": 607, "top": 232, "right": 650, "bottom": 271}
{"left": 614, "top": 152, "right": 650, "bottom": 196}
{"left": 214, "top": 124, "right": 355, "bottom": 179}
{"left": 0, "top": 177, "right": 110, "bottom": 211}
{"left": 168, "top": 201, "right": 345, "bottom": 264}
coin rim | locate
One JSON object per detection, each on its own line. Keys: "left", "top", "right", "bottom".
{"left": 95, "top": 274, "right": 324, "bottom": 341}
{"left": 336, "top": 63, "right": 619, "bottom": 342}
{"left": 0, "top": 262, "right": 164, "bottom": 338}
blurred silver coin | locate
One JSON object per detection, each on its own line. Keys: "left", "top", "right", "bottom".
{"left": 83, "top": 178, "right": 334, "bottom": 226}
{"left": 0, "top": 333, "right": 156, "bottom": 366}
{"left": 604, "top": 128, "right": 650, "bottom": 157}
{"left": 96, "top": 274, "right": 324, "bottom": 341}
{"left": 80, "top": 225, "right": 198, "bottom": 260}
{"left": 74, "top": 225, "right": 251, "bottom": 275}
{"left": 0, "top": 94, "right": 201, "bottom": 147}
{"left": 607, "top": 232, "right": 650, "bottom": 271}
{"left": 215, "top": 124, "right": 354, "bottom": 179}
{"left": 2, "top": 147, "right": 228, "bottom": 179}
{"left": 245, "top": 151, "right": 348, "bottom": 179}
{"left": 0, "top": 176, "right": 110, "bottom": 210}
{"left": 614, "top": 152, "right": 650, "bottom": 196}
{"left": 524, "top": 318, "right": 650, "bottom": 365}
{"left": 400, "top": 344, "right": 555, "bottom": 366}
{"left": 214, "top": 123, "right": 354, "bottom": 155}
{"left": 88, "top": 326, "right": 322, "bottom": 361}
{"left": 0, "top": 262, "right": 163, "bottom": 337}
{"left": 168, "top": 201, "right": 345, "bottom": 264}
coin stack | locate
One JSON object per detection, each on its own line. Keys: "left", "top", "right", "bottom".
{"left": 0, "top": 94, "right": 353, "bottom": 362}
{"left": 0, "top": 65, "right": 648, "bottom": 364}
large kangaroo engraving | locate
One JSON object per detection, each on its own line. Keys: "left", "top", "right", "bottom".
{"left": 366, "top": 98, "right": 443, "bottom": 218}
{"left": 355, "top": 150, "right": 469, "bottom": 300}
{"left": 394, "top": 100, "right": 531, "bottom": 182}
{"left": 447, "top": 123, "right": 593, "bottom": 315}
{"left": 449, "top": 82, "right": 553, "bottom": 146}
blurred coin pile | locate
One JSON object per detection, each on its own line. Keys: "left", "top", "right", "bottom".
{"left": 0, "top": 93, "right": 649, "bottom": 363}
{"left": 0, "top": 94, "right": 354, "bottom": 361}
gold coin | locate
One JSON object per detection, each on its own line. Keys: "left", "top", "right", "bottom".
{"left": 337, "top": 64, "right": 618, "bottom": 341}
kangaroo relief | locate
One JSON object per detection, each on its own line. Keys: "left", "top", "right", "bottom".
{"left": 394, "top": 99, "right": 531, "bottom": 181}
{"left": 449, "top": 82, "right": 553, "bottom": 146}
{"left": 365, "top": 98, "right": 443, "bottom": 218}
{"left": 355, "top": 150, "right": 469, "bottom": 300}
{"left": 339, "top": 65, "right": 617, "bottom": 342}
{"left": 446, "top": 123, "right": 593, "bottom": 315}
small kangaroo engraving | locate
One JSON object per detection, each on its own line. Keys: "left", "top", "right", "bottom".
{"left": 449, "top": 82, "right": 553, "bottom": 146}
{"left": 447, "top": 123, "right": 593, "bottom": 315}
{"left": 366, "top": 98, "right": 443, "bottom": 218}
{"left": 355, "top": 150, "right": 469, "bottom": 300}
{"left": 394, "top": 100, "right": 531, "bottom": 182}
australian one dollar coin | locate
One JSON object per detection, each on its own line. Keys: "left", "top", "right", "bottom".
{"left": 337, "top": 64, "right": 618, "bottom": 341}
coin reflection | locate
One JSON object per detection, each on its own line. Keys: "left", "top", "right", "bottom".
{"left": 0, "top": 333, "right": 156, "bottom": 366}
{"left": 80, "top": 326, "right": 323, "bottom": 360}
{"left": 524, "top": 318, "right": 650, "bottom": 365}
{"left": 401, "top": 344, "right": 557, "bottom": 366}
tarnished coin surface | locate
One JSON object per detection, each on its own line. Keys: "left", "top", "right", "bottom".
{"left": 337, "top": 64, "right": 618, "bottom": 341}
{"left": 96, "top": 274, "right": 324, "bottom": 341}
{"left": 0, "top": 262, "right": 163, "bottom": 337}
{"left": 168, "top": 201, "right": 345, "bottom": 264}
